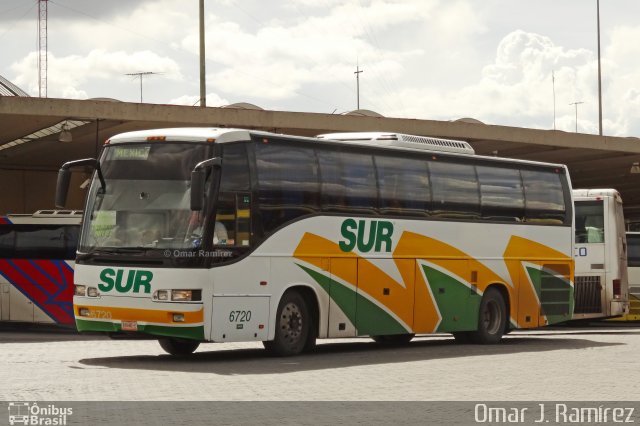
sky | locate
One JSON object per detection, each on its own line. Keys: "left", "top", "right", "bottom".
{"left": 1, "top": 0, "right": 639, "bottom": 136}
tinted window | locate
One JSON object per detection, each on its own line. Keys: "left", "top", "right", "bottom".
{"left": 575, "top": 201, "right": 605, "bottom": 243}
{"left": 521, "top": 169, "right": 566, "bottom": 223}
{"left": 215, "top": 144, "right": 252, "bottom": 246}
{"left": 221, "top": 144, "right": 251, "bottom": 192}
{"left": 0, "top": 225, "right": 80, "bottom": 260}
{"left": 256, "top": 143, "right": 320, "bottom": 233}
{"left": 628, "top": 234, "right": 640, "bottom": 267}
{"left": 376, "top": 155, "right": 430, "bottom": 216}
{"left": 317, "top": 149, "right": 377, "bottom": 214}
{"left": 476, "top": 166, "right": 525, "bottom": 221}
{"left": 430, "top": 161, "right": 480, "bottom": 219}
{"left": 0, "top": 225, "right": 15, "bottom": 258}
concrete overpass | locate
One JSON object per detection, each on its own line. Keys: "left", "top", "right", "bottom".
{"left": 1, "top": 96, "right": 640, "bottom": 218}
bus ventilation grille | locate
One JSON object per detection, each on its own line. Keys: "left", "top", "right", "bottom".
{"left": 573, "top": 276, "right": 602, "bottom": 314}
{"left": 539, "top": 265, "right": 572, "bottom": 317}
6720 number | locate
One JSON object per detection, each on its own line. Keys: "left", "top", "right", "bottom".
{"left": 229, "top": 310, "right": 252, "bottom": 322}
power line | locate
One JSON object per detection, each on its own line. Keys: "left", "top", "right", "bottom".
{"left": 0, "top": 1, "right": 37, "bottom": 42}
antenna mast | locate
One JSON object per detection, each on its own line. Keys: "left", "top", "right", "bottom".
{"left": 38, "top": 0, "right": 48, "bottom": 98}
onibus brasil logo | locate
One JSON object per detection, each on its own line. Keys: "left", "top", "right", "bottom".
{"left": 8, "top": 402, "right": 72, "bottom": 425}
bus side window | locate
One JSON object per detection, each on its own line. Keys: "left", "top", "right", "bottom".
{"left": 0, "top": 225, "right": 15, "bottom": 258}
{"left": 217, "top": 144, "right": 251, "bottom": 246}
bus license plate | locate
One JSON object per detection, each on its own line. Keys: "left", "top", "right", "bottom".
{"left": 121, "top": 321, "right": 138, "bottom": 331}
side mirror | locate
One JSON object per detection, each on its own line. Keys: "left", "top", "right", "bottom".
{"left": 190, "top": 169, "right": 206, "bottom": 211}
{"left": 55, "top": 169, "right": 72, "bottom": 208}
{"left": 55, "top": 158, "right": 105, "bottom": 208}
{"left": 190, "top": 157, "right": 221, "bottom": 211}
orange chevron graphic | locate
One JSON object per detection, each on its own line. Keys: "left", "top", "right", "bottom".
{"left": 503, "top": 235, "right": 573, "bottom": 327}
{"left": 293, "top": 232, "right": 415, "bottom": 328}
{"left": 294, "top": 230, "right": 573, "bottom": 333}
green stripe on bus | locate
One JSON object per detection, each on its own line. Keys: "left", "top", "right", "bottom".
{"left": 296, "top": 263, "right": 407, "bottom": 336}
{"left": 421, "top": 264, "right": 481, "bottom": 332}
{"left": 75, "top": 319, "right": 204, "bottom": 340}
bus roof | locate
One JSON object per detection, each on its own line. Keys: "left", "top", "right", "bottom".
{"left": 573, "top": 189, "right": 622, "bottom": 202}
{"left": 3, "top": 210, "right": 82, "bottom": 225}
{"left": 105, "top": 127, "right": 569, "bottom": 170}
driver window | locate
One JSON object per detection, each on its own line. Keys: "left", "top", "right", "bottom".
{"left": 215, "top": 144, "right": 251, "bottom": 246}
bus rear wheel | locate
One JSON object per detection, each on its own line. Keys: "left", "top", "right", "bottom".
{"left": 263, "top": 290, "right": 312, "bottom": 356}
{"left": 371, "top": 334, "right": 414, "bottom": 345}
{"left": 158, "top": 337, "right": 200, "bottom": 355}
{"left": 469, "top": 287, "right": 507, "bottom": 344}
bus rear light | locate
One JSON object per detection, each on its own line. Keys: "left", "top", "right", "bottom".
{"left": 87, "top": 287, "right": 100, "bottom": 297}
{"left": 613, "top": 279, "right": 621, "bottom": 297}
{"left": 173, "top": 313, "right": 185, "bottom": 322}
{"left": 74, "top": 285, "right": 87, "bottom": 296}
{"left": 78, "top": 308, "right": 90, "bottom": 317}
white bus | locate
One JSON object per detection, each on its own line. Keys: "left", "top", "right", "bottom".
{"left": 0, "top": 210, "right": 81, "bottom": 325}
{"left": 625, "top": 232, "right": 640, "bottom": 320}
{"left": 57, "top": 128, "right": 575, "bottom": 356}
{"left": 572, "top": 189, "right": 629, "bottom": 320}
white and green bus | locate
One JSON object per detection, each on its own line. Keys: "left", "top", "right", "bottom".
{"left": 56, "top": 128, "right": 575, "bottom": 356}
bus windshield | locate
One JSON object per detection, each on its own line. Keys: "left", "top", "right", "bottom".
{"left": 79, "top": 143, "right": 210, "bottom": 252}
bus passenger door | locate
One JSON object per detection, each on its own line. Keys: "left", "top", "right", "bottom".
{"left": 327, "top": 258, "right": 357, "bottom": 338}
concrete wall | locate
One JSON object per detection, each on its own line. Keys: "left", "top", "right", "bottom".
{"left": 0, "top": 169, "right": 88, "bottom": 215}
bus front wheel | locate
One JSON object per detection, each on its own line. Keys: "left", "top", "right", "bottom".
{"left": 158, "top": 337, "right": 200, "bottom": 355}
{"left": 263, "top": 290, "right": 311, "bottom": 356}
{"left": 469, "top": 287, "right": 507, "bottom": 344}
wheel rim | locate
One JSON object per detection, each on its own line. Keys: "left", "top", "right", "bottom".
{"left": 482, "top": 299, "right": 502, "bottom": 335}
{"left": 279, "top": 302, "right": 303, "bottom": 343}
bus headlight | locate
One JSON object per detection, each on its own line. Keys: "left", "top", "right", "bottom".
{"left": 74, "top": 285, "right": 87, "bottom": 296}
{"left": 154, "top": 290, "right": 169, "bottom": 301}
{"left": 87, "top": 287, "right": 100, "bottom": 297}
{"left": 171, "top": 290, "right": 202, "bottom": 302}
{"left": 152, "top": 289, "right": 201, "bottom": 302}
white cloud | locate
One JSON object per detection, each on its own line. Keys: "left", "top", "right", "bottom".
{"left": 11, "top": 50, "right": 182, "bottom": 98}
{"left": 176, "top": 0, "right": 486, "bottom": 108}
{"left": 375, "top": 28, "right": 640, "bottom": 136}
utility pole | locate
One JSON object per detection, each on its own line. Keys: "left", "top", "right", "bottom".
{"left": 38, "top": 0, "right": 48, "bottom": 98}
{"left": 552, "top": 70, "right": 556, "bottom": 130}
{"left": 354, "top": 63, "right": 363, "bottom": 110}
{"left": 596, "top": 0, "right": 603, "bottom": 135}
{"left": 569, "top": 101, "right": 584, "bottom": 133}
{"left": 199, "top": 0, "right": 206, "bottom": 107}
{"left": 125, "top": 72, "right": 158, "bottom": 103}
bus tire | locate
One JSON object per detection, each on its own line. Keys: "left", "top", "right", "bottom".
{"left": 470, "top": 287, "right": 507, "bottom": 344}
{"left": 371, "top": 334, "right": 414, "bottom": 345}
{"left": 263, "top": 290, "right": 311, "bottom": 356}
{"left": 158, "top": 337, "right": 200, "bottom": 355}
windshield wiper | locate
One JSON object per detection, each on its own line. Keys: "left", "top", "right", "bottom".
{"left": 93, "top": 248, "right": 147, "bottom": 255}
